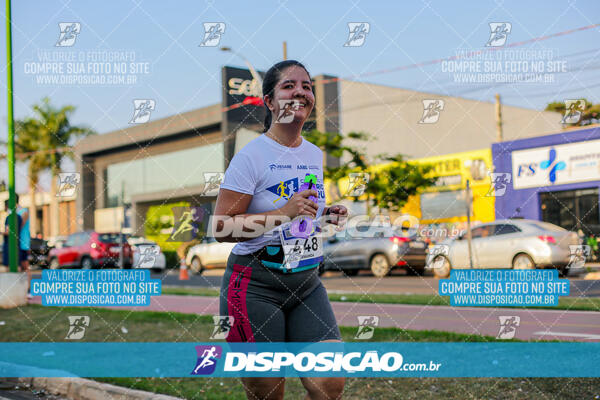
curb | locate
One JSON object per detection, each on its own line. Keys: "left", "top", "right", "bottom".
{"left": 5, "top": 377, "right": 183, "bottom": 400}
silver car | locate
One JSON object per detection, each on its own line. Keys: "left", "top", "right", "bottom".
{"left": 426, "top": 219, "right": 581, "bottom": 278}
{"left": 322, "top": 227, "right": 428, "bottom": 278}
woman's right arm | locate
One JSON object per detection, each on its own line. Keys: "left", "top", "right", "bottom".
{"left": 212, "top": 188, "right": 319, "bottom": 243}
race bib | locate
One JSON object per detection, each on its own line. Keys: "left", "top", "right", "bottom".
{"left": 279, "top": 222, "right": 323, "bottom": 271}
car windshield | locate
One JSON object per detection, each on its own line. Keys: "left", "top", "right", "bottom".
{"left": 98, "top": 233, "right": 123, "bottom": 243}
{"left": 525, "top": 221, "right": 566, "bottom": 232}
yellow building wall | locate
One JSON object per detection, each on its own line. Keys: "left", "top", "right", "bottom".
{"left": 401, "top": 149, "right": 495, "bottom": 224}
{"left": 326, "top": 148, "right": 495, "bottom": 224}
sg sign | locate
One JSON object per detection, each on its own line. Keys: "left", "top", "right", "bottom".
{"left": 228, "top": 78, "right": 261, "bottom": 97}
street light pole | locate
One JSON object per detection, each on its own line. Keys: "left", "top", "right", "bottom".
{"left": 5, "top": 0, "right": 18, "bottom": 273}
{"left": 220, "top": 47, "right": 262, "bottom": 96}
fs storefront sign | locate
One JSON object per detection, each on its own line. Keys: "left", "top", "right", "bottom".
{"left": 512, "top": 139, "right": 600, "bottom": 189}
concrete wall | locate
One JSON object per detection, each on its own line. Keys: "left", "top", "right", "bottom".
{"left": 339, "top": 80, "right": 563, "bottom": 162}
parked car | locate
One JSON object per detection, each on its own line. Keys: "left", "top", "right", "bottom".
{"left": 29, "top": 237, "right": 50, "bottom": 268}
{"left": 127, "top": 236, "right": 166, "bottom": 272}
{"left": 322, "top": 226, "right": 429, "bottom": 278}
{"left": 185, "top": 237, "right": 235, "bottom": 274}
{"left": 48, "top": 231, "right": 132, "bottom": 269}
{"left": 426, "top": 219, "right": 581, "bottom": 278}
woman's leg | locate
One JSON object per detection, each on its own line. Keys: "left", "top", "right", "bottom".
{"left": 220, "top": 255, "right": 289, "bottom": 399}
{"left": 240, "top": 377, "right": 286, "bottom": 400}
{"left": 286, "top": 283, "right": 346, "bottom": 399}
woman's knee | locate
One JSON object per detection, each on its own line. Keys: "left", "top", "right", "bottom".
{"left": 241, "top": 377, "right": 285, "bottom": 400}
{"left": 303, "top": 377, "right": 345, "bottom": 399}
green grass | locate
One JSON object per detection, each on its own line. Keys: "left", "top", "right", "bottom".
{"left": 1, "top": 305, "right": 598, "bottom": 400}
{"left": 161, "top": 287, "right": 600, "bottom": 312}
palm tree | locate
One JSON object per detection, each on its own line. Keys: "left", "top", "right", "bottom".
{"left": 4, "top": 98, "right": 95, "bottom": 238}
{"left": 31, "top": 98, "right": 95, "bottom": 238}
{"left": 12, "top": 117, "right": 52, "bottom": 236}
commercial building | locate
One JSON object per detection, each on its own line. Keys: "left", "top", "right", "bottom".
{"left": 492, "top": 125, "right": 600, "bottom": 235}
{"left": 75, "top": 66, "right": 562, "bottom": 234}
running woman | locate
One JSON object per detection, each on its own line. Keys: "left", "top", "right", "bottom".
{"left": 214, "top": 60, "right": 347, "bottom": 400}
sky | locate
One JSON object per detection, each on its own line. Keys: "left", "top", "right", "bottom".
{"left": 1, "top": 0, "right": 599, "bottom": 192}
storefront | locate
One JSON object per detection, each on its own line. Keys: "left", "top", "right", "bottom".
{"left": 492, "top": 126, "right": 600, "bottom": 235}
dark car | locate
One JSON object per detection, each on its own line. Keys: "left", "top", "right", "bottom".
{"left": 48, "top": 231, "right": 132, "bottom": 269}
{"left": 29, "top": 238, "right": 50, "bottom": 268}
{"left": 322, "top": 226, "right": 428, "bottom": 277}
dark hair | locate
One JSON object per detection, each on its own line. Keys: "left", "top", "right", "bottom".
{"left": 262, "top": 60, "right": 311, "bottom": 133}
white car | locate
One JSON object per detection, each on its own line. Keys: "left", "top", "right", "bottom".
{"left": 127, "top": 236, "right": 167, "bottom": 272}
{"left": 185, "top": 237, "right": 235, "bottom": 274}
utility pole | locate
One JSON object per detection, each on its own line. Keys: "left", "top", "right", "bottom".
{"left": 119, "top": 180, "right": 125, "bottom": 269}
{"left": 282, "top": 41, "right": 287, "bottom": 60}
{"left": 466, "top": 179, "right": 474, "bottom": 269}
{"left": 5, "top": 0, "right": 18, "bottom": 272}
{"left": 495, "top": 93, "right": 503, "bottom": 142}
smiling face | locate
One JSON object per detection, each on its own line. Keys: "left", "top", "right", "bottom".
{"left": 265, "top": 65, "right": 315, "bottom": 126}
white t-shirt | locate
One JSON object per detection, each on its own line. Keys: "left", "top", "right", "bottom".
{"left": 220, "top": 134, "right": 326, "bottom": 255}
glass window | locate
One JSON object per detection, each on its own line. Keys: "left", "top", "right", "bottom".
{"left": 471, "top": 225, "right": 493, "bottom": 239}
{"left": 65, "top": 234, "right": 77, "bottom": 247}
{"left": 493, "top": 224, "right": 521, "bottom": 236}
{"left": 98, "top": 233, "right": 121, "bottom": 243}
{"left": 105, "top": 143, "right": 224, "bottom": 207}
{"left": 420, "top": 190, "right": 468, "bottom": 220}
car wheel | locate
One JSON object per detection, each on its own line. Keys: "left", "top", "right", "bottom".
{"left": 81, "top": 257, "right": 93, "bottom": 270}
{"left": 512, "top": 253, "right": 535, "bottom": 270}
{"left": 190, "top": 257, "right": 203, "bottom": 274}
{"left": 432, "top": 256, "right": 451, "bottom": 279}
{"left": 557, "top": 265, "right": 569, "bottom": 277}
{"left": 370, "top": 254, "right": 390, "bottom": 278}
{"left": 344, "top": 269, "right": 359, "bottom": 277}
{"left": 49, "top": 257, "right": 60, "bottom": 270}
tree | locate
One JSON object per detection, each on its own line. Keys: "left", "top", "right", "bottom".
{"left": 366, "top": 154, "right": 436, "bottom": 212}
{"left": 17, "top": 98, "right": 95, "bottom": 238}
{"left": 12, "top": 117, "right": 52, "bottom": 236}
{"left": 545, "top": 99, "right": 600, "bottom": 126}
{"left": 304, "top": 129, "right": 435, "bottom": 215}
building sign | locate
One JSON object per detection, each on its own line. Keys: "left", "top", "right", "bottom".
{"left": 222, "top": 66, "right": 265, "bottom": 125}
{"left": 512, "top": 139, "right": 600, "bottom": 189}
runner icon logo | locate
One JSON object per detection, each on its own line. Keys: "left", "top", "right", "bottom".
{"left": 561, "top": 99, "right": 586, "bottom": 124}
{"left": 344, "top": 22, "right": 370, "bottom": 47}
{"left": 201, "top": 172, "right": 225, "bottom": 196}
{"left": 345, "top": 173, "right": 369, "bottom": 197}
{"left": 275, "top": 100, "right": 301, "bottom": 124}
{"left": 65, "top": 316, "right": 90, "bottom": 340}
{"left": 136, "top": 245, "right": 159, "bottom": 268}
{"left": 486, "top": 22, "right": 511, "bottom": 47}
{"left": 129, "top": 99, "right": 156, "bottom": 124}
{"left": 419, "top": 100, "right": 444, "bottom": 124}
{"left": 199, "top": 23, "right": 225, "bottom": 47}
{"left": 210, "top": 316, "right": 234, "bottom": 340}
{"left": 354, "top": 316, "right": 379, "bottom": 340}
{"left": 56, "top": 22, "right": 81, "bottom": 47}
{"left": 57, "top": 172, "right": 80, "bottom": 197}
{"left": 485, "top": 173, "right": 511, "bottom": 197}
{"left": 429, "top": 244, "right": 450, "bottom": 270}
{"left": 568, "top": 245, "right": 590, "bottom": 269}
{"left": 191, "top": 345, "right": 222, "bottom": 375}
{"left": 497, "top": 316, "right": 520, "bottom": 339}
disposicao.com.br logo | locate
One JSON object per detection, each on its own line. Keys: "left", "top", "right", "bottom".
{"left": 194, "top": 349, "right": 441, "bottom": 375}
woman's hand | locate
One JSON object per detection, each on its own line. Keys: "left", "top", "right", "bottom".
{"left": 325, "top": 205, "right": 348, "bottom": 228}
{"left": 280, "top": 189, "right": 319, "bottom": 219}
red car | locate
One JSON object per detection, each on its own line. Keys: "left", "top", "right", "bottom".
{"left": 48, "top": 231, "right": 132, "bottom": 269}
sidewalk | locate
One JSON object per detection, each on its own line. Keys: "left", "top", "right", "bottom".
{"left": 27, "top": 294, "right": 600, "bottom": 341}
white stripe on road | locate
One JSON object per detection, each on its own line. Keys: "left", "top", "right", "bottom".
{"left": 533, "top": 331, "right": 600, "bottom": 340}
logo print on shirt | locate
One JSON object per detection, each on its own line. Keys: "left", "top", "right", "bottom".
{"left": 267, "top": 178, "right": 298, "bottom": 203}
